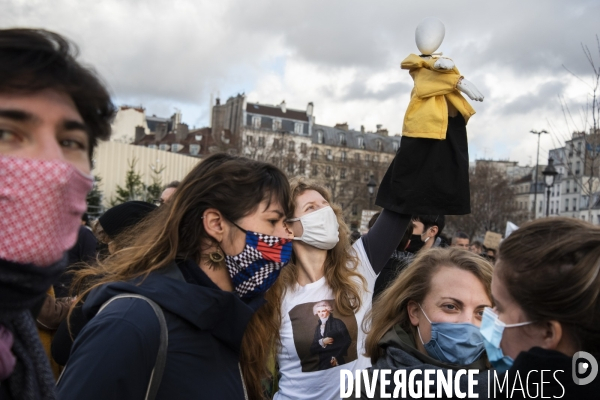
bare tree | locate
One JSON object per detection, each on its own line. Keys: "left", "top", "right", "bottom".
{"left": 548, "top": 35, "right": 600, "bottom": 218}
{"left": 447, "top": 163, "right": 523, "bottom": 239}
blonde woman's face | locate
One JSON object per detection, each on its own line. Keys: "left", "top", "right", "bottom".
{"left": 408, "top": 266, "right": 492, "bottom": 346}
{"left": 288, "top": 190, "right": 330, "bottom": 237}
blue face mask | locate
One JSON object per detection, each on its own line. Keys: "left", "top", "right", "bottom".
{"left": 480, "top": 307, "right": 532, "bottom": 373}
{"left": 417, "top": 305, "right": 485, "bottom": 366}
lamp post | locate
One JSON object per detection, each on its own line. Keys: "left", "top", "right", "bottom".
{"left": 531, "top": 129, "right": 548, "bottom": 218}
{"left": 542, "top": 157, "right": 558, "bottom": 217}
{"left": 367, "top": 175, "right": 377, "bottom": 209}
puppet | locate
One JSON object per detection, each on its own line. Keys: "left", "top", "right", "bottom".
{"left": 376, "top": 17, "right": 483, "bottom": 216}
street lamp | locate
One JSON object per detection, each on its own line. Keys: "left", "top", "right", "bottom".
{"left": 367, "top": 175, "right": 377, "bottom": 209}
{"left": 542, "top": 157, "right": 558, "bottom": 217}
{"left": 531, "top": 129, "right": 548, "bottom": 218}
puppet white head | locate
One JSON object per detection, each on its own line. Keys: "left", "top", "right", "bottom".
{"left": 415, "top": 17, "right": 445, "bottom": 55}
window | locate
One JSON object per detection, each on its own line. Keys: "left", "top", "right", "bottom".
{"left": 354, "top": 169, "right": 360, "bottom": 180}
{"left": 326, "top": 149, "right": 332, "bottom": 160}
{"left": 189, "top": 144, "right": 200, "bottom": 155}
{"left": 246, "top": 135, "right": 253, "bottom": 146}
{"left": 373, "top": 156, "right": 378, "bottom": 163}
{"left": 565, "top": 199, "right": 569, "bottom": 211}
{"left": 299, "top": 160, "right": 306, "bottom": 175}
{"left": 393, "top": 141, "right": 399, "bottom": 151}
{"left": 357, "top": 137, "right": 365, "bottom": 149}
{"left": 287, "top": 160, "right": 295, "bottom": 174}
{"left": 171, "top": 144, "right": 183, "bottom": 153}
{"left": 354, "top": 153, "right": 360, "bottom": 161}
{"left": 273, "top": 138, "right": 281, "bottom": 149}
{"left": 376, "top": 140, "right": 382, "bottom": 152}
{"left": 325, "top": 166, "right": 332, "bottom": 177}
{"left": 317, "top": 130, "right": 324, "bottom": 144}
{"left": 272, "top": 119, "right": 282, "bottom": 131}
{"left": 288, "top": 141, "right": 295, "bottom": 151}
{"left": 364, "top": 171, "right": 370, "bottom": 181}
{"left": 252, "top": 116, "right": 261, "bottom": 128}
{"left": 365, "top": 154, "right": 370, "bottom": 162}
{"left": 339, "top": 133, "right": 347, "bottom": 146}
{"left": 148, "top": 144, "right": 157, "bottom": 149}
{"left": 573, "top": 198, "right": 577, "bottom": 211}
{"left": 311, "top": 148, "right": 319, "bottom": 160}
{"left": 352, "top": 204, "right": 358, "bottom": 216}
{"left": 312, "top": 165, "right": 318, "bottom": 176}
{"left": 340, "top": 168, "right": 346, "bottom": 180}
{"left": 550, "top": 201, "right": 554, "bottom": 214}
{"left": 341, "top": 151, "right": 347, "bottom": 162}
{"left": 576, "top": 161, "right": 581, "bottom": 175}
{"left": 258, "top": 137, "right": 265, "bottom": 147}
{"left": 159, "top": 144, "right": 169, "bottom": 151}
{"left": 294, "top": 123, "right": 303, "bottom": 134}
{"left": 300, "top": 143, "right": 307, "bottom": 154}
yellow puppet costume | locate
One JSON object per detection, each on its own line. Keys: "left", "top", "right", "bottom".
{"left": 401, "top": 54, "right": 475, "bottom": 140}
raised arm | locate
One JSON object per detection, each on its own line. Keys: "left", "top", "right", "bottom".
{"left": 361, "top": 210, "right": 411, "bottom": 275}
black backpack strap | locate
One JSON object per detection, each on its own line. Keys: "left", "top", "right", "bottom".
{"left": 97, "top": 294, "right": 169, "bottom": 400}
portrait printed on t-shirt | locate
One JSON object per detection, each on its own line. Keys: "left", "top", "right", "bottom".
{"left": 288, "top": 299, "right": 358, "bottom": 372}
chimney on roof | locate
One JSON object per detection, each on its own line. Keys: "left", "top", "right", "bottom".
{"left": 135, "top": 126, "right": 145, "bottom": 143}
{"left": 376, "top": 125, "right": 389, "bottom": 137}
{"left": 334, "top": 122, "right": 349, "bottom": 131}
{"left": 176, "top": 123, "right": 189, "bottom": 142}
{"left": 360, "top": 125, "right": 365, "bottom": 133}
{"left": 307, "top": 102, "right": 314, "bottom": 117}
{"left": 280, "top": 100, "right": 286, "bottom": 113}
{"left": 216, "top": 98, "right": 220, "bottom": 105}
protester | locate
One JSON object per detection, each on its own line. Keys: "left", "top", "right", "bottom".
{"left": 482, "top": 247, "right": 497, "bottom": 264}
{"left": 241, "top": 181, "right": 411, "bottom": 400}
{"left": 0, "top": 28, "right": 113, "bottom": 399}
{"left": 451, "top": 231, "right": 470, "bottom": 249}
{"left": 469, "top": 240, "right": 483, "bottom": 255}
{"left": 405, "top": 215, "right": 445, "bottom": 254}
{"left": 57, "top": 154, "right": 293, "bottom": 400}
{"left": 157, "top": 180, "right": 180, "bottom": 205}
{"left": 481, "top": 218, "right": 600, "bottom": 398}
{"left": 51, "top": 201, "right": 158, "bottom": 366}
{"left": 361, "top": 248, "right": 493, "bottom": 398}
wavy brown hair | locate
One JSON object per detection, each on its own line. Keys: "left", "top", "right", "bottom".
{"left": 69, "top": 153, "right": 290, "bottom": 316}
{"left": 240, "top": 181, "right": 366, "bottom": 399}
{"left": 364, "top": 248, "right": 493, "bottom": 364}
{"left": 497, "top": 217, "right": 600, "bottom": 352}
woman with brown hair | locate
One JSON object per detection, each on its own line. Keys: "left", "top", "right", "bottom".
{"left": 359, "top": 248, "right": 493, "bottom": 398}
{"left": 56, "top": 153, "right": 294, "bottom": 400}
{"left": 481, "top": 217, "right": 600, "bottom": 398}
{"left": 241, "top": 181, "right": 412, "bottom": 400}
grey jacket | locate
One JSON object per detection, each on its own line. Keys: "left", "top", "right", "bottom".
{"left": 359, "top": 324, "right": 490, "bottom": 399}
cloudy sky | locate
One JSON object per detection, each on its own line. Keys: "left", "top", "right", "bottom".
{"left": 3, "top": 0, "right": 599, "bottom": 165}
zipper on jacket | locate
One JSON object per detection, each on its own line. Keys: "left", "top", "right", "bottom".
{"left": 238, "top": 362, "right": 249, "bottom": 400}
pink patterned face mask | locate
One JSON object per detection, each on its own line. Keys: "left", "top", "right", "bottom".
{"left": 0, "top": 155, "right": 93, "bottom": 267}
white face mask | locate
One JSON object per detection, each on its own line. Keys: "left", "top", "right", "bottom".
{"left": 287, "top": 206, "right": 340, "bottom": 250}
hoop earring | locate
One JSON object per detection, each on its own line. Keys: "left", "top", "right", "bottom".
{"left": 208, "top": 249, "right": 224, "bottom": 263}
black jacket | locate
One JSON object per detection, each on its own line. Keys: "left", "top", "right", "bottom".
{"left": 56, "top": 259, "right": 262, "bottom": 400}
{"left": 309, "top": 315, "right": 352, "bottom": 370}
{"left": 495, "top": 347, "right": 600, "bottom": 399}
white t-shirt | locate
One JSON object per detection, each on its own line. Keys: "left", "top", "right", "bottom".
{"left": 274, "top": 238, "right": 377, "bottom": 400}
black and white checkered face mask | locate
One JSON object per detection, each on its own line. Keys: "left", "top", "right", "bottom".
{"left": 224, "top": 225, "right": 293, "bottom": 299}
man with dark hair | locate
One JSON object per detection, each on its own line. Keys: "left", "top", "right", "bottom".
{"left": 469, "top": 240, "right": 483, "bottom": 255}
{"left": 406, "top": 215, "right": 445, "bottom": 254}
{"left": 158, "top": 180, "right": 180, "bottom": 205}
{"left": 0, "top": 29, "right": 114, "bottom": 399}
{"left": 451, "top": 231, "right": 470, "bottom": 249}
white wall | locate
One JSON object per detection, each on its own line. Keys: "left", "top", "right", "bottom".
{"left": 93, "top": 141, "right": 200, "bottom": 206}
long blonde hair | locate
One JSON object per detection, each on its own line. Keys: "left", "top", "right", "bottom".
{"left": 240, "top": 181, "right": 367, "bottom": 399}
{"left": 364, "top": 248, "right": 493, "bottom": 364}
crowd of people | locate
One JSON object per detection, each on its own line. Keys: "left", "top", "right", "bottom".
{"left": 1, "top": 28, "right": 599, "bottom": 400}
